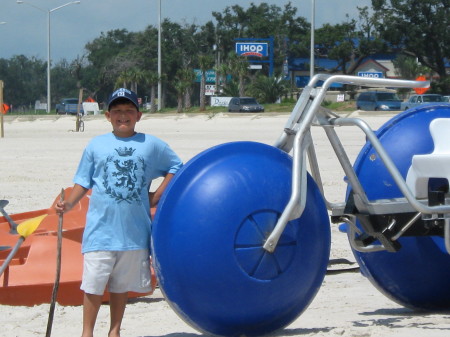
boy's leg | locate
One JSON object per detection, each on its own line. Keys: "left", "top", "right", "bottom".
{"left": 81, "top": 292, "right": 103, "bottom": 337}
{"left": 108, "top": 292, "right": 128, "bottom": 337}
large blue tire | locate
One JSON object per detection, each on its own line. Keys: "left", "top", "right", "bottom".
{"left": 348, "top": 104, "right": 450, "bottom": 310}
{"left": 152, "top": 141, "right": 330, "bottom": 336}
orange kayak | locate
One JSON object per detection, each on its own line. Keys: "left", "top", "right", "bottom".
{"left": 0, "top": 187, "right": 156, "bottom": 306}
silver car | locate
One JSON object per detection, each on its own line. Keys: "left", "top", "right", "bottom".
{"left": 400, "top": 94, "right": 444, "bottom": 110}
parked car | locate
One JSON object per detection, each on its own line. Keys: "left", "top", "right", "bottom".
{"left": 356, "top": 91, "right": 402, "bottom": 111}
{"left": 228, "top": 97, "right": 264, "bottom": 112}
{"left": 56, "top": 98, "right": 84, "bottom": 115}
{"left": 400, "top": 94, "right": 444, "bottom": 110}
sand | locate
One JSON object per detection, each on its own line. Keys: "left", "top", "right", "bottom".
{"left": 0, "top": 112, "right": 449, "bottom": 336}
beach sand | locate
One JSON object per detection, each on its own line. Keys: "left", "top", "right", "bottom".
{"left": 1, "top": 112, "right": 449, "bottom": 336}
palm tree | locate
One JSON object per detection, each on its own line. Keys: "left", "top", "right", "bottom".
{"left": 393, "top": 55, "right": 431, "bottom": 80}
{"left": 198, "top": 54, "right": 214, "bottom": 111}
{"left": 144, "top": 71, "right": 159, "bottom": 113}
{"left": 214, "top": 63, "right": 229, "bottom": 96}
{"left": 227, "top": 54, "right": 249, "bottom": 97}
{"left": 249, "top": 74, "right": 288, "bottom": 103}
{"left": 115, "top": 69, "right": 133, "bottom": 89}
{"left": 178, "top": 68, "right": 195, "bottom": 110}
{"left": 174, "top": 68, "right": 193, "bottom": 113}
{"left": 221, "top": 80, "right": 239, "bottom": 97}
{"left": 128, "top": 68, "right": 145, "bottom": 93}
{"left": 173, "top": 81, "right": 185, "bottom": 113}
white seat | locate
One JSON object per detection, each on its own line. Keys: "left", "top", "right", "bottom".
{"left": 406, "top": 118, "right": 450, "bottom": 198}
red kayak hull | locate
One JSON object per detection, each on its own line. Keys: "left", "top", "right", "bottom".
{"left": 0, "top": 188, "right": 156, "bottom": 306}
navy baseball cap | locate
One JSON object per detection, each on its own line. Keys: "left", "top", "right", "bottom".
{"left": 107, "top": 88, "right": 139, "bottom": 111}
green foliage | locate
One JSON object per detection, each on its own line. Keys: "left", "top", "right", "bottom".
{"left": 0, "top": 55, "right": 46, "bottom": 109}
{"left": 248, "top": 74, "right": 288, "bottom": 103}
{"left": 221, "top": 80, "right": 240, "bottom": 97}
{"left": 51, "top": 59, "right": 81, "bottom": 100}
{"left": 371, "top": 0, "right": 449, "bottom": 91}
{"left": 175, "top": 68, "right": 196, "bottom": 113}
{"left": 314, "top": 7, "right": 387, "bottom": 74}
{"left": 392, "top": 55, "right": 431, "bottom": 79}
{"left": 431, "top": 77, "right": 450, "bottom": 95}
{"left": 0, "top": 1, "right": 448, "bottom": 110}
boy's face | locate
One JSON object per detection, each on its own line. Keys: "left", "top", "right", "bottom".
{"left": 106, "top": 102, "right": 142, "bottom": 138}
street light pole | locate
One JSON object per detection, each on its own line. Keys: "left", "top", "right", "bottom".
{"left": 47, "top": 10, "right": 51, "bottom": 114}
{"left": 157, "top": 0, "right": 162, "bottom": 111}
{"left": 16, "top": 1, "right": 81, "bottom": 113}
{"left": 310, "top": 0, "right": 315, "bottom": 80}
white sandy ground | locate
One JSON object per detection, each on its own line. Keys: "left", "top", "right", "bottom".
{"left": 0, "top": 112, "right": 450, "bottom": 336}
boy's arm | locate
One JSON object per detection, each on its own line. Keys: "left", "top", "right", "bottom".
{"left": 55, "top": 183, "right": 89, "bottom": 214}
{"left": 149, "top": 173, "right": 175, "bottom": 209}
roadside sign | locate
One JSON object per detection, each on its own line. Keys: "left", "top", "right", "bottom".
{"left": 194, "top": 69, "right": 216, "bottom": 83}
{"left": 357, "top": 71, "right": 383, "bottom": 78}
{"left": 1, "top": 103, "right": 8, "bottom": 114}
{"left": 211, "top": 96, "right": 232, "bottom": 107}
{"left": 414, "top": 76, "right": 429, "bottom": 94}
{"left": 205, "top": 85, "right": 216, "bottom": 96}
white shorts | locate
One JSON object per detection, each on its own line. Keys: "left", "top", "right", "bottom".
{"left": 81, "top": 249, "right": 152, "bottom": 295}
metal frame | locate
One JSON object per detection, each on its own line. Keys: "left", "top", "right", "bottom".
{"left": 263, "top": 74, "right": 450, "bottom": 253}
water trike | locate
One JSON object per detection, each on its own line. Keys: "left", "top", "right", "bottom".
{"left": 152, "top": 74, "right": 450, "bottom": 336}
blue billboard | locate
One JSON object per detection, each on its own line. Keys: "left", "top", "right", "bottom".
{"left": 194, "top": 69, "right": 216, "bottom": 83}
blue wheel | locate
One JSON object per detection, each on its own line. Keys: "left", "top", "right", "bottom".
{"left": 152, "top": 141, "right": 330, "bottom": 336}
{"left": 349, "top": 104, "right": 450, "bottom": 310}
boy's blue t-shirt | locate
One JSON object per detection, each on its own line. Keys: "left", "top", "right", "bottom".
{"left": 74, "top": 132, "right": 182, "bottom": 254}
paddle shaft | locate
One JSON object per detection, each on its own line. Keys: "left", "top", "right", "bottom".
{"left": 45, "top": 189, "right": 64, "bottom": 337}
{"left": 0, "top": 237, "right": 24, "bottom": 277}
{"left": 0, "top": 203, "right": 18, "bottom": 234}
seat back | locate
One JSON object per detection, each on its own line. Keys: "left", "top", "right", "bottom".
{"left": 430, "top": 118, "right": 450, "bottom": 154}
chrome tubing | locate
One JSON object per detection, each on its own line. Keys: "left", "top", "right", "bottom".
{"left": 331, "top": 117, "right": 450, "bottom": 215}
{"left": 265, "top": 74, "right": 430, "bottom": 253}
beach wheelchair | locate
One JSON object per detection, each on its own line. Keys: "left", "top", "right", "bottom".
{"left": 152, "top": 74, "right": 450, "bottom": 336}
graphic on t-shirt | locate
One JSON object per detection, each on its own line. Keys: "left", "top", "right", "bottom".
{"left": 102, "top": 147, "right": 147, "bottom": 203}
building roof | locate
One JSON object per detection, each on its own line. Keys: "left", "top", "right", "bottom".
{"left": 289, "top": 57, "right": 341, "bottom": 71}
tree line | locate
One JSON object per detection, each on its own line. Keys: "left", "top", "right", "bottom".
{"left": 0, "top": 1, "right": 448, "bottom": 113}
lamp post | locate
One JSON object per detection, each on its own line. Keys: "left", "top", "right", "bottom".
{"left": 16, "top": 1, "right": 81, "bottom": 113}
{"left": 310, "top": 0, "right": 315, "bottom": 80}
{"left": 157, "top": 0, "right": 162, "bottom": 111}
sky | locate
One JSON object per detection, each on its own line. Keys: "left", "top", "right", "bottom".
{"left": 0, "top": 0, "right": 371, "bottom": 62}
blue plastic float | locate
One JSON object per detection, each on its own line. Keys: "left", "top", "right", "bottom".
{"left": 152, "top": 141, "right": 330, "bottom": 336}
{"left": 348, "top": 103, "right": 450, "bottom": 310}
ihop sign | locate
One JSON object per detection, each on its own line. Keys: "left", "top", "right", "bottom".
{"left": 357, "top": 71, "right": 384, "bottom": 78}
{"left": 235, "top": 42, "right": 268, "bottom": 57}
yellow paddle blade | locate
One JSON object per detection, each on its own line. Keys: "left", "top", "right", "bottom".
{"left": 16, "top": 214, "right": 48, "bottom": 238}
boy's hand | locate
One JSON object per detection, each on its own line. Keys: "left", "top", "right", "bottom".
{"left": 54, "top": 200, "right": 73, "bottom": 214}
{"left": 54, "top": 184, "right": 88, "bottom": 214}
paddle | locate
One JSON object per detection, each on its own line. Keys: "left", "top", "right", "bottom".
{"left": 46, "top": 189, "right": 65, "bottom": 337}
{"left": 0, "top": 200, "right": 19, "bottom": 234}
{"left": 0, "top": 214, "right": 48, "bottom": 277}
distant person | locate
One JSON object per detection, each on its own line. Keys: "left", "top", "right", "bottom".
{"left": 55, "top": 88, "right": 183, "bottom": 337}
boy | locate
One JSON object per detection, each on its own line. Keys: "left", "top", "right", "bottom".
{"left": 55, "top": 88, "right": 182, "bottom": 337}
